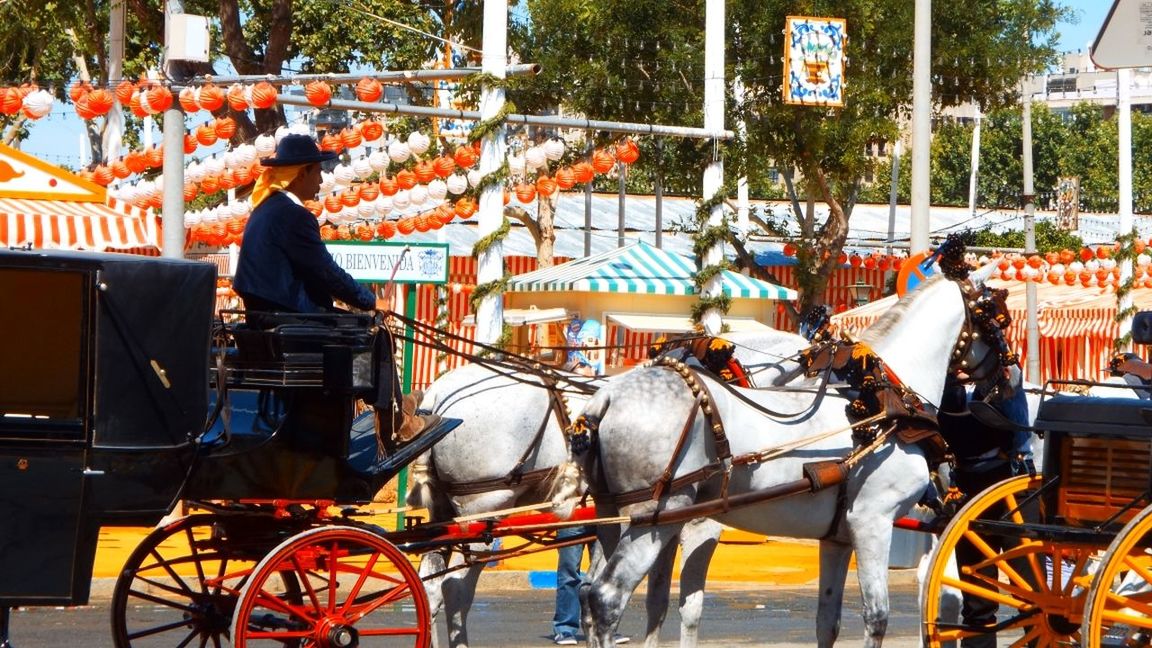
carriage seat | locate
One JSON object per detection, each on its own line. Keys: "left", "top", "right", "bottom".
{"left": 1035, "top": 394, "right": 1152, "bottom": 438}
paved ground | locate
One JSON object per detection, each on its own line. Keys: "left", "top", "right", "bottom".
{"left": 4, "top": 585, "right": 926, "bottom": 647}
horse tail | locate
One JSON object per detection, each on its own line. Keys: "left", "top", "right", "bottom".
{"left": 548, "top": 460, "right": 583, "bottom": 520}
{"left": 404, "top": 452, "right": 438, "bottom": 510}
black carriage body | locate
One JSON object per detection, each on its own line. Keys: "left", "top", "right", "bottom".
{"left": 1035, "top": 393, "right": 1152, "bottom": 529}
{"left": 0, "top": 248, "right": 215, "bottom": 606}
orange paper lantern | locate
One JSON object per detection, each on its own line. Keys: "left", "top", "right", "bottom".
{"left": 184, "top": 133, "right": 198, "bottom": 154}
{"left": 69, "top": 82, "right": 92, "bottom": 103}
{"left": 454, "top": 145, "right": 478, "bottom": 169}
{"left": 515, "top": 183, "right": 537, "bottom": 203}
{"left": 87, "top": 89, "right": 115, "bottom": 116}
{"left": 376, "top": 220, "right": 396, "bottom": 239}
{"left": 355, "top": 77, "right": 383, "bottom": 103}
{"left": 115, "top": 80, "right": 136, "bottom": 106}
{"left": 397, "top": 217, "right": 416, "bottom": 235}
{"left": 214, "top": 117, "right": 237, "bottom": 140}
{"left": 340, "top": 191, "right": 361, "bottom": 207}
{"left": 395, "top": 169, "right": 417, "bottom": 190}
{"left": 433, "top": 156, "right": 456, "bottom": 178}
{"left": 379, "top": 176, "right": 398, "bottom": 196}
{"left": 572, "top": 162, "right": 595, "bottom": 183}
{"left": 124, "top": 151, "right": 147, "bottom": 174}
{"left": 615, "top": 138, "right": 640, "bottom": 164}
{"left": 183, "top": 182, "right": 199, "bottom": 202}
{"left": 251, "top": 81, "right": 278, "bottom": 109}
{"left": 340, "top": 127, "right": 363, "bottom": 150}
{"left": 413, "top": 161, "right": 436, "bottom": 184}
{"left": 319, "top": 133, "right": 343, "bottom": 153}
{"left": 179, "top": 87, "right": 200, "bottom": 113}
{"left": 147, "top": 86, "right": 173, "bottom": 112}
{"left": 536, "top": 175, "right": 557, "bottom": 197}
{"left": 359, "top": 184, "right": 380, "bottom": 201}
{"left": 304, "top": 80, "right": 332, "bottom": 107}
{"left": 555, "top": 167, "right": 576, "bottom": 190}
{"left": 324, "top": 193, "right": 343, "bottom": 213}
{"left": 199, "top": 84, "right": 225, "bottom": 111}
{"left": 73, "top": 95, "right": 96, "bottom": 120}
{"left": 591, "top": 149, "right": 616, "bottom": 174}
{"left": 360, "top": 120, "right": 384, "bottom": 142}
{"left": 144, "top": 146, "right": 164, "bottom": 168}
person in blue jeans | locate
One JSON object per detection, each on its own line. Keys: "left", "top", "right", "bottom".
{"left": 551, "top": 526, "right": 629, "bottom": 645}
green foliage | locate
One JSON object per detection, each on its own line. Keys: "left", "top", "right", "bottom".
{"left": 957, "top": 220, "right": 1083, "bottom": 253}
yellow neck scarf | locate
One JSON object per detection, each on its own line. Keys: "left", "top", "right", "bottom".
{"left": 251, "top": 164, "right": 305, "bottom": 208}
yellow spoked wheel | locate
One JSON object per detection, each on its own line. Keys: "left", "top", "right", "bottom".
{"left": 1082, "top": 504, "right": 1152, "bottom": 647}
{"left": 922, "top": 475, "right": 1098, "bottom": 647}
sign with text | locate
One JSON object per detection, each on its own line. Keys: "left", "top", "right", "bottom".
{"left": 325, "top": 242, "right": 449, "bottom": 285}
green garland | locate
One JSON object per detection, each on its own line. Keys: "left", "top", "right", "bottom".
{"left": 468, "top": 100, "right": 518, "bottom": 144}
{"left": 468, "top": 161, "right": 510, "bottom": 199}
{"left": 469, "top": 274, "right": 510, "bottom": 313}
{"left": 433, "top": 285, "right": 451, "bottom": 378}
{"left": 472, "top": 216, "right": 511, "bottom": 259}
{"left": 690, "top": 182, "right": 736, "bottom": 325}
{"left": 1114, "top": 229, "right": 1141, "bottom": 351}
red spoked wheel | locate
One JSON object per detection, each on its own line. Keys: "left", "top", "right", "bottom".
{"left": 231, "top": 526, "right": 430, "bottom": 647}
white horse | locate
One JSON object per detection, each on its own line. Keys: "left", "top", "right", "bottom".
{"left": 408, "top": 329, "right": 811, "bottom": 648}
{"left": 573, "top": 271, "right": 1000, "bottom": 648}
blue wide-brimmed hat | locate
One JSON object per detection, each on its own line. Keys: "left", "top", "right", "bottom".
{"left": 262, "top": 134, "right": 339, "bottom": 167}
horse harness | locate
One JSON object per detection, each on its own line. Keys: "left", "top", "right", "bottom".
{"left": 438, "top": 375, "right": 572, "bottom": 497}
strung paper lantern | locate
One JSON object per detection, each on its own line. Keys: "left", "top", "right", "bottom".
{"left": 340, "top": 190, "right": 361, "bottom": 207}
{"left": 217, "top": 171, "right": 236, "bottom": 190}
{"left": 368, "top": 150, "right": 389, "bottom": 172}
{"left": 184, "top": 133, "right": 198, "bottom": 154}
{"left": 863, "top": 256, "right": 877, "bottom": 270}
{"left": 409, "top": 184, "right": 428, "bottom": 206}
{"left": 376, "top": 220, "right": 396, "bottom": 239}
{"left": 413, "top": 161, "right": 436, "bottom": 184}
{"left": 92, "top": 165, "right": 114, "bottom": 186}
{"left": 124, "top": 151, "right": 147, "bottom": 174}
{"left": 388, "top": 140, "right": 411, "bottom": 163}
{"left": 591, "top": 149, "right": 616, "bottom": 174}
{"left": 340, "top": 127, "right": 363, "bottom": 150}
{"left": 147, "top": 86, "right": 173, "bottom": 112}
{"left": 144, "top": 146, "right": 164, "bottom": 168}
{"left": 359, "top": 184, "right": 380, "bottom": 201}
{"left": 572, "top": 162, "right": 595, "bottom": 184}
{"left": 467, "top": 169, "right": 482, "bottom": 188}
{"left": 111, "top": 160, "right": 131, "bottom": 179}
{"left": 73, "top": 95, "right": 96, "bottom": 120}
{"left": 70, "top": 82, "right": 92, "bottom": 103}
{"left": 0, "top": 89, "right": 20, "bottom": 115}
{"left": 360, "top": 120, "right": 384, "bottom": 142}
{"left": 536, "top": 175, "right": 557, "bottom": 197}
{"left": 179, "top": 87, "right": 200, "bottom": 113}
{"left": 543, "top": 138, "right": 565, "bottom": 161}
{"left": 214, "top": 116, "right": 237, "bottom": 140}
{"left": 427, "top": 179, "right": 448, "bottom": 201}
{"left": 446, "top": 173, "right": 468, "bottom": 195}
{"left": 249, "top": 81, "right": 277, "bottom": 110}
{"left": 324, "top": 193, "right": 343, "bottom": 213}
{"left": 351, "top": 157, "right": 373, "bottom": 180}
{"left": 615, "top": 138, "right": 640, "bottom": 164}
{"left": 413, "top": 214, "right": 432, "bottom": 233}
{"left": 86, "top": 89, "right": 115, "bottom": 116}
{"left": 378, "top": 176, "right": 398, "bottom": 196}
{"left": 129, "top": 92, "right": 148, "bottom": 118}
{"left": 233, "top": 166, "right": 253, "bottom": 186}
{"left": 1011, "top": 257, "right": 1026, "bottom": 270}
{"left": 432, "top": 156, "right": 456, "bottom": 178}
{"left": 199, "top": 175, "right": 220, "bottom": 194}
{"left": 396, "top": 217, "right": 416, "bottom": 235}
{"left": 454, "top": 197, "right": 477, "bottom": 218}
{"left": 524, "top": 146, "right": 546, "bottom": 171}
{"left": 320, "top": 133, "right": 343, "bottom": 153}
{"left": 508, "top": 154, "right": 526, "bottom": 175}
{"left": 115, "top": 80, "right": 136, "bottom": 106}
{"left": 555, "top": 167, "right": 576, "bottom": 190}
{"left": 183, "top": 182, "right": 199, "bottom": 202}
{"left": 355, "top": 77, "right": 383, "bottom": 103}
{"left": 392, "top": 189, "right": 411, "bottom": 210}
{"left": 1098, "top": 245, "right": 1113, "bottom": 259}
{"left": 454, "top": 145, "right": 478, "bottom": 169}
{"left": 515, "top": 183, "right": 537, "bottom": 204}
{"left": 304, "top": 80, "right": 332, "bottom": 107}
{"left": 395, "top": 169, "right": 417, "bottom": 190}
{"left": 407, "top": 131, "right": 430, "bottom": 155}
{"left": 332, "top": 163, "right": 356, "bottom": 186}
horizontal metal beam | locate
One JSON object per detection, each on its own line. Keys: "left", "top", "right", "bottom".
{"left": 275, "top": 95, "right": 734, "bottom": 140}
{"left": 188, "top": 64, "right": 541, "bottom": 86}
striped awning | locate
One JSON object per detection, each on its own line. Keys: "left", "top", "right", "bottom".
{"left": 0, "top": 197, "right": 157, "bottom": 251}
{"left": 507, "top": 240, "right": 797, "bottom": 300}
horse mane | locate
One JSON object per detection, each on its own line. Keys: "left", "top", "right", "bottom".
{"left": 859, "top": 273, "right": 948, "bottom": 345}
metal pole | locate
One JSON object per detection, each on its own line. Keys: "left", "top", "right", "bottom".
{"left": 734, "top": 74, "right": 749, "bottom": 232}
{"left": 275, "top": 95, "right": 733, "bottom": 140}
{"left": 103, "top": 0, "right": 125, "bottom": 164}
{"left": 617, "top": 160, "right": 626, "bottom": 247}
{"left": 909, "top": 0, "right": 932, "bottom": 253}
{"left": 188, "top": 64, "right": 541, "bottom": 86}
{"left": 655, "top": 139, "right": 664, "bottom": 249}
{"left": 968, "top": 111, "right": 982, "bottom": 219}
{"left": 161, "top": 0, "right": 185, "bottom": 259}
{"left": 1118, "top": 67, "right": 1134, "bottom": 350}
{"left": 886, "top": 140, "right": 901, "bottom": 286}
{"left": 475, "top": 0, "right": 507, "bottom": 345}
{"left": 700, "top": 0, "right": 725, "bottom": 335}
{"left": 584, "top": 137, "right": 593, "bottom": 256}
{"left": 1022, "top": 84, "right": 1040, "bottom": 382}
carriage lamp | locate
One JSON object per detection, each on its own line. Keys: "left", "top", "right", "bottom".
{"left": 849, "top": 279, "right": 873, "bottom": 306}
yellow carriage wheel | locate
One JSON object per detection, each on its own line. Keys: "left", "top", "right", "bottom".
{"left": 922, "top": 475, "right": 1097, "bottom": 647}
{"left": 1082, "top": 504, "right": 1152, "bottom": 647}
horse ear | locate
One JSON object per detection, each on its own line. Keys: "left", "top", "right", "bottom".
{"left": 968, "top": 260, "right": 998, "bottom": 287}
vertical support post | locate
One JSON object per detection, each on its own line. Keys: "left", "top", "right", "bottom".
{"left": 1022, "top": 84, "right": 1040, "bottom": 382}
{"left": 700, "top": 0, "right": 725, "bottom": 335}
{"left": 909, "top": 0, "right": 932, "bottom": 253}
{"left": 1118, "top": 67, "right": 1134, "bottom": 351}
{"left": 584, "top": 137, "right": 593, "bottom": 256}
{"left": 161, "top": 0, "right": 186, "bottom": 259}
{"left": 617, "top": 160, "right": 626, "bottom": 247}
{"left": 733, "top": 74, "right": 749, "bottom": 232}
{"left": 968, "top": 111, "right": 982, "bottom": 219}
{"left": 655, "top": 139, "right": 664, "bottom": 249}
{"left": 476, "top": 0, "right": 507, "bottom": 345}
{"left": 104, "top": 0, "right": 125, "bottom": 164}
{"left": 396, "top": 284, "right": 417, "bottom": 529}
{"left": 885, "top": 141, "right": 901, "bottom": 288}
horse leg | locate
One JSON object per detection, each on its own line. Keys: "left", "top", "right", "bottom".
{"left": 677, "top": 518, "right": 721, "bottom": 648}
{"left": 441, "top": 547, "right": 485, "bottom": 648}
{"left": 816, "top": 539, "right": 853, "bottom": 648}
{"left": 643, "top": 534, "right": 677, "bottom": 648}
{"left": 850, "top": 519, "right": 896, "bottom": 648}
{"left": 582, "top": 500, "right": 622, "bottom": 640}
{"left": 419, "top": 550, "right": 449, "bottom": 648}
{"left": 587, "top": 522, "right": 683, "bottom": 648}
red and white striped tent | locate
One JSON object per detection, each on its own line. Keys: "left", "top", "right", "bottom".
{"left": 833, "top": 279, "right": 1152, "bottom": 384}
{"left": 0, "top": 143, "right": 157, "bottom": 252}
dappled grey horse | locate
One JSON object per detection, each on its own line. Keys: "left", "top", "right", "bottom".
{"left": 407, "top": 329, "right": 811, "bottom": 648}
{"left": 571, "top": 269, "right": 1004, "bottom": 648}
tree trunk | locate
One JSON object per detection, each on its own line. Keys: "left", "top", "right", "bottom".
{"left": 536, "top": 192, "right": 557, "bottom": 268}
{"left": 797, "top": 167, "right": 851, "bottom": 317}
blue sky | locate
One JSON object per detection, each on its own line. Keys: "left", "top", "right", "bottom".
{"left": 21, "top": 0, "right": 1116, "bottom": 168}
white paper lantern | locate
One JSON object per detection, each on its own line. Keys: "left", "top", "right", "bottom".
{"left": 255, "top": 134, "right": 276, "bottom": 157}
{"left": 525, "top": 146, "right": 546, "bottom": 171}
{"left": 320, "top": 172, "right": 336, "bottom": 194}
{"left": 374, "top": 196, "right": 392, "bottom": 217}
{"left": 392, "top": 189, "right": 411, "bottom": 210}
{"left": 467, "top": 169, "right": 482, "bottom": 188}
{"left": 185, "top": 161, "right": 204, "bottom": 183}
{"left": 274, "top": 126, "right": 291, "bottom": 144}
{"left": 368, "top": 150, "right": 389, "bottom": 172}
{"left": 543, "top": 138, "right": 565, "bottom": 161}
{"left": 409, "top": 184, "right": 428, "bottom": 206}
{"left": 184, "top": 210, "right": 201, "bottom": 227}
{"left": 21, "top": 90, "right": 53, "bottom": 119}
{"left": 1085, "top": 259, "right": 1100, "bottom": 272}
{"left": 1101, "top": 257, "right": 1117, "bottom": 270}
{"left": 333, "top": 164, "right": 356, "bottom": 186}
{"left": 339, "top": 206, "right": 357, "bottom": 224}
{"left": 1020, "top": 265, "right": 1038, "bottom": 280}
{"left": 352, "top": 157, "right": 373, "bottom": 180}
{"left": 427, "top": 179, "right": 448, "bottom": 201}
{"left": 407, "top": 131, "right": 430, "bottom": 155}
{"left": 288, "top": 123, "right": 310, "bottom": 136}
{"left": 388, "top": 140, "right": 412, "bottom": 163}
{"left": 446, "top": 173, "right": 468, "bottom": 195}
{"left": 230, "top": 201, "right": 249, "bottom": 218}
{"left": 233, "top": 144, "right": 257, "bottom": 167}
{"left": 358, "top": 201, "right": 377, "bottom": 219}
{"left": 1069, "top": 261, "right": 1085, "bottom": 274}
{"left": 508, "top": 154, "right": 526, "bottom": 176}
{"left": 204, "top": 156, "right": 225, "bottom": 176}
{"left": 1051, "top": 263, "right": 1066, "bottom": 276}
{"left": 223, "top": 150, "right": 239, "bottom": 169}
{"left": 1138, "top": 253, "right": 1151, "bottom": 267}
{"left": 202, "top": 206, "right": 219, "bottom": 224}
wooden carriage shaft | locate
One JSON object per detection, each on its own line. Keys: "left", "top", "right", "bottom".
{"left": 275, "top": 95, "right": 735, "bottom": 140}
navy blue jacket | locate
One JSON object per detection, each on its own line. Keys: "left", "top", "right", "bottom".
{"left": 234, "top": 191, "right": 375, "bottom": 313}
